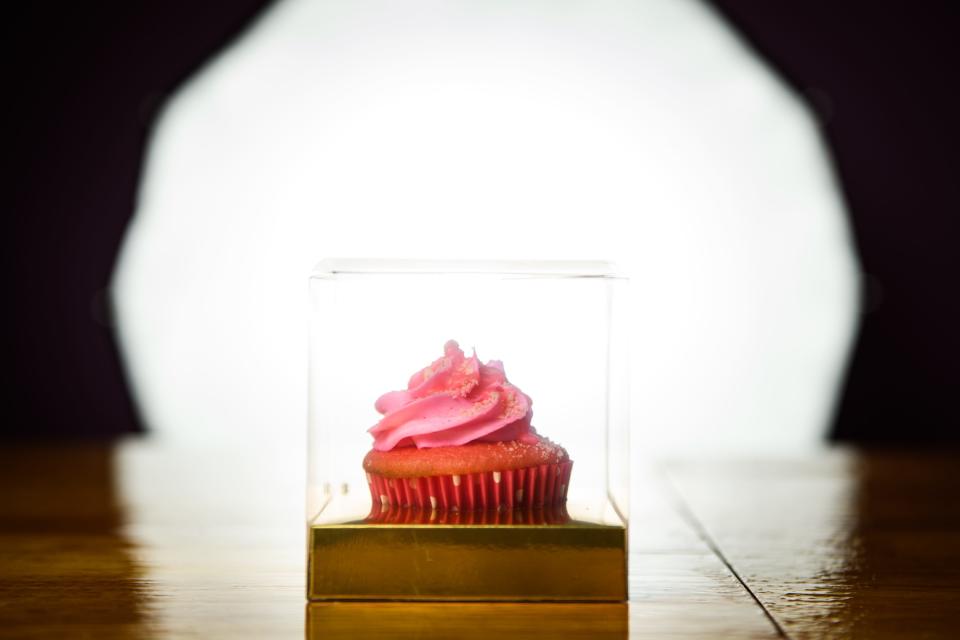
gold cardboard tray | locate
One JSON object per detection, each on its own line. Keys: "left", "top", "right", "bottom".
{"left": 308, "top": 505, "right": 627, "bottom": 601}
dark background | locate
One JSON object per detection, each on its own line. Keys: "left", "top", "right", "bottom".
{"left": 7, "top": 1, "right": 959, "bottom": 441}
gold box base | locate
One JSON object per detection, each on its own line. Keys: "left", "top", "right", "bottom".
{"left": 308, "top": 506, "right": 627, "bottom": 601}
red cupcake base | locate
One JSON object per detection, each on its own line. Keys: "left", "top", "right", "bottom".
{"left": 364, "top": 503, "right": 571, "bottom": 525}
{"left": 366, "top": 461, "right": 573, "bottom": 511}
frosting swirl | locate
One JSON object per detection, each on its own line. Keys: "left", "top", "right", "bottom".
{"left": 369, "top": 340, "right": 537, "bottom": 451}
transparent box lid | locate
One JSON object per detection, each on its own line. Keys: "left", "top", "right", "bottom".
{"left": 307, "top": 259, "right": 629, "bottom": 528}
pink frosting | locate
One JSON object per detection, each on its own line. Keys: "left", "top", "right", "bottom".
{"left": 369, "top": 340, "right": 537, "bottom": 451}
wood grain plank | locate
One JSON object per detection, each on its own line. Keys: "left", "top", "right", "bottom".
{"left": 0, "top": 443, "right": 778, "bottom": 638}
{"left": 665, "top": 449, "right": 960, "bottom": 639}
{"left": 628, "top": 465, "right": 779, "bottom": 639}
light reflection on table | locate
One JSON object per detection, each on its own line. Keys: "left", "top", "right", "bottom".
{"left": 0, "top": 440, "right": 956, "bottom": 638}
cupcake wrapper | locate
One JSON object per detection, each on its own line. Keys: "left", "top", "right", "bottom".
{"left": 365, "top": 503, "right": 571, "bottom": 525}
{"left": 366, "top": 460, "right": 573, "bottom": 512}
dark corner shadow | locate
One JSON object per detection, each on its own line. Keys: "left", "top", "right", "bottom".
{"left": 706, "top": 1, "right": 960, "bottom": 443}
{"left": 0, "top": 443, "right": 148, "bottom": 636}
{"left": 9, "top": 0, "right": 276, "bottom": 439}
{"left": 306, "top": 601, "right": 629, "bottom": 640}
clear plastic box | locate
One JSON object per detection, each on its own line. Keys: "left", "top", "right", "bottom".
{"left": 307, "top": 259, "right": 628, "bottom": 600}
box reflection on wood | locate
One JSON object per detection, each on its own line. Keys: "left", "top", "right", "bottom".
{"left": 307, "top": 602, "right": 630, "bottom": 639}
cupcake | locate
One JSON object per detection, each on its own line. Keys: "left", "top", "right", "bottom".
{"left": 363, "top": 340, "right": 572, "bottom": 512}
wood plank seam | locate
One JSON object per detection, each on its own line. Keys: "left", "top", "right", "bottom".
{"left": 662, "top": 473, "right": 789, "bottom": 639}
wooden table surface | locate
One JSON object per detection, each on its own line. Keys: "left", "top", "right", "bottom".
{"left": 1, "top": 440, "right": 957, "bottom": 638}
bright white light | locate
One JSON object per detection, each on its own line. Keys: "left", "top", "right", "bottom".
{"left": 112, "top": 0, "right": 857, "bottom": 454}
